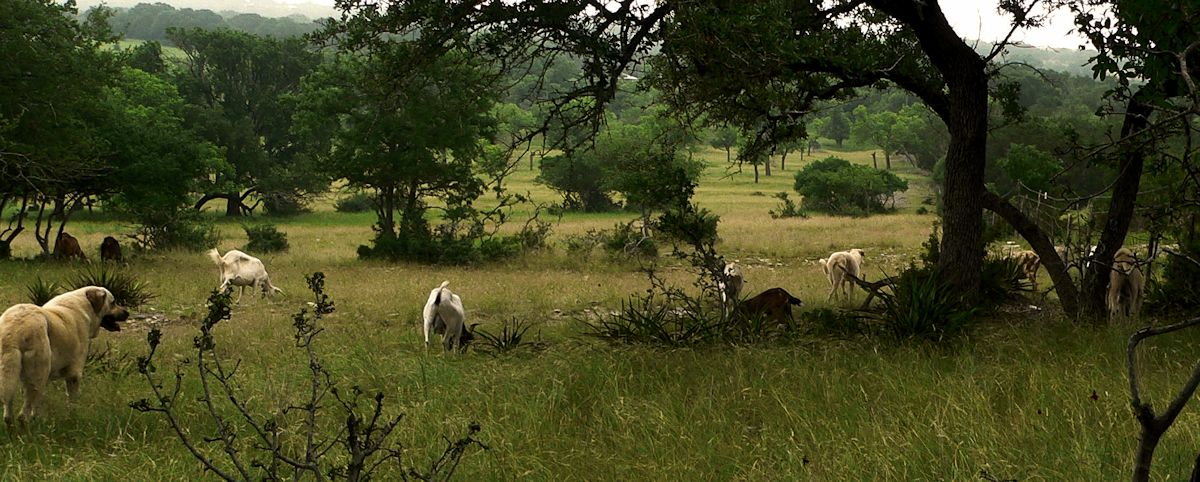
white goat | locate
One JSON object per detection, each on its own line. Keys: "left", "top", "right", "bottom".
{"left": 207, "top": 249, "right": 282, "bottom": 302}
{"left": 718, "top": 262, "right": 744, "bottom": 310}
{"left": 422, "top": 281, "right": 469, "bottom": 352}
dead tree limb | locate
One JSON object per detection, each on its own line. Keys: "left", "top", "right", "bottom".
{"left": 1127, "top": 315, "right": 1200, "bottom": 482}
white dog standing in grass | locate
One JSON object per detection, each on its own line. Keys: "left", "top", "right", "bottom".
{"left": 423, "top": 281, "right": 470, "bottom": 352}
{"left": 821, "top": 249, "right": 865, "bottom": 302}
{"left": 207, "top": 249, "right": 283, "bottom": 302}
{"left": 718, "top": 262, "right": 744, "bottom": 307}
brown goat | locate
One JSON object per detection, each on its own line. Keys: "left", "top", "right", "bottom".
{"left": 100, "top": 236, "right": 122, "bottom": 263}
{"left": 732, "top": 287, "right": 803, "bottom": 326}
{"left": 53, "top": 232, "right": 86, "bottom": 261}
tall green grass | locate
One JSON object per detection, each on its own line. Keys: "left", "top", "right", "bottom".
{"left": 0, "top": 148, "right": 1189, "bottom": 479}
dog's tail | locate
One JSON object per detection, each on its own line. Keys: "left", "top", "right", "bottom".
{"left": 206, "top": 248, "right": 223, "bottom": 267}
{"left": 433, "top": 280, "right": 450, "bottom": 305}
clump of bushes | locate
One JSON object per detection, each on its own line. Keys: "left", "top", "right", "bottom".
{"left": 26, "top": 277, "right": 61, "bottom": 305}
{"left": 769, "top": 192, "right": 808, "bottom": 219}
{"left": 70, "top": 265, "right": 154, "bottom": 309}
{"left": 243, "top": 224, "right": 289, "bottom": 253}
{"left": 129, "top": 210, "right": 220, "bottom": 252}
{"left": 27, "top": 266, "right": 154, "bottom": 308}
{"left": 334, "top": 192, "right": 375, "bottom": 213}
{"left": 792, "top": 156, "right": 908, "bottom": 215}
{"left": 1147, "top": 240, "right": 1200, "bottom": 314}
{"left": 562, "top": 221, "right": 657, "bottom": 260}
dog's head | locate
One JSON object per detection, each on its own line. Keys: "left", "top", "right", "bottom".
{"left": 86, "top": 287, "right": 128, "bottom": 333}
{"left": 851, "top": 248, "right": 865, "bottom": 258}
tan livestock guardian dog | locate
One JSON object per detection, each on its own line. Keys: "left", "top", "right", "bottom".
{"left": 821, "top": 249, "right": 865, "bottom": 302}
{"left": 1108, "top": 247, "right": 1144, "bottom": 321}
{"left": 0, "top": 287, "right": 127, "bottom": 425}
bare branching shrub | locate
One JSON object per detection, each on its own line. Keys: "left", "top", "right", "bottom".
{"left": 132, "top": 272, "right": 486, "bottom": 481}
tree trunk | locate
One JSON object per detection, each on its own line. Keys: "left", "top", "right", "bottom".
{"left": 835, "top": 138, "right": 842, "bottom": 147}
{"left": 753, "top": 163, "right": 759, "bottom": 183}
{"left": 872, "top": 151, "right": 878, "bottom": 169}
{"left": 725, "top": 147, "right": 731, "bottom": 163}
{"left": 885, "top": 151, "right": 892, "bottom": 170}
{"left": 764, "top": 157, "right": 771, "bottom": 176}
{"left": 1081, "top": 91, "right": 1154, "bottom": 319}
{"left": 864, "top": 0, "right": 990, "bottom": 295}
{"left": 225, "top": 194, "right": 243, "bottom": 217}
{"left": 982, "top": 191, "right": 1079, "bottom": 315}
{"left": 781, "top": 150, "right": 788, "bottom": 170}
{"left": 1133, "top": 427, "right": 1162, "bottom": 482}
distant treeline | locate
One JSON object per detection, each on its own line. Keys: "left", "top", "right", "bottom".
{"left": 90, "top": 2, "right": 323, "bottom": 42}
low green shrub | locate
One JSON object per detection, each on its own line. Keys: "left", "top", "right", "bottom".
{"left": 70, "top": 265, "right": 154, "bottom": 309}
{"left": 862, "top": 264, "right": 979, "bottom": 342}
{"left": 769, "top": 192, "right": 808, "bottom": 219}
{"left": 243, "top": 224, "right": 289, "bottom": 253}
{"left": 26, "top": 277, "right": 62, "bottom": 305}
{"left": 334, "top": 192, "right": 375, "bottom": 213}
{"left": 129, "top": 210, "right": 220, "bottom": 252}
{"left": 792, "top": 156, "right": 908, "bottom": 215}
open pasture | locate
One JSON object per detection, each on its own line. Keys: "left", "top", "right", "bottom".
{"left": 0, "top": 148, "right": 1197, "bottom": 480}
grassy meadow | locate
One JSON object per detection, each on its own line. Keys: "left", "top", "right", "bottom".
{"left": 1, "top": 147, "right": 1198, "bottom": 480}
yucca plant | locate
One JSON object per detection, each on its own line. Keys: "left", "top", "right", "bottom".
{"left": 26, "top": 277, "right": 62, "bottom": 305}
{"left": 583, "top": 294, "right": 721, "bottom": 346}
{"left": 861, "top": 264, "right": 980, "bottom": 342}
{"left": 475, "top": 318, "right": 546, "bottom": 355}
{"left": 70, "top": 265, "right": 154, "bottom": 309}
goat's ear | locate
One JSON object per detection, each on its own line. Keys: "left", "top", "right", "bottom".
{"left": 86, "top": 288, "right": 107, "bottom": 314}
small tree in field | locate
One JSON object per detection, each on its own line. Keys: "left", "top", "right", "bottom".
{"left": 822, "top": 110, "right": 850, "bottom": 148}
{"left": 793, "top": 157, "right": 907, "bottom": 215}
{"left": 604, "top": 124, "right": 703, "bottom": 237}
{"left": 709, "top": 126, "right": 738, "bottom": 163}
{"left": 293, "top": 44, "right": 501, "bottom": 262}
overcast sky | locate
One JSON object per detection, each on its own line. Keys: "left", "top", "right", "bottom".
{"left": 941, "top": 0, "right": 1088, "bottom": 49}
{"left": 266, "top": 0, "right": 1090, "bottom": 50}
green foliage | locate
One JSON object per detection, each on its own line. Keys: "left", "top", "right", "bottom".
{"left": 822, "top": 110, "right": 850, "bottom": 147}
{"left": 993, "top": 143, "right": 1062, "bottom": 194}
{"left": 295, "top": 45, "right": 502, "bottom": 260}
{"left": 538, "top": 122, "right": 701, "bottom": 215}
{"left": 792, "top": 157, "right": 909, "bottom": 215}
{"left": 243, "top": 224, "right": 289, "bottom": 253}
{"left": 106, "top": 3, "right": 321, "bottom": 44}
{"left": 169, "top": 27, "right": 322, "bottom": 216}
{"left": 583, "top": 294, "right": 720, "bottom": 346}
{"left": 334, "top": 193, "right": 376, "bottom": 213}
{"left": 769, "top": 192, "right": 808, "bottom": 219}
{"left": 475, "top": 318, "right": 547, "bottom": 356}
{"left": 26, "top": 277, "right": 63, "bottom": 305}
{"left": 863, "top": 264, "right": 979, "bottom": 342}
{"left": 537, "top": 153, "right": 618, "bottom": 212}
{"left": 132, "top": 273, "right": 487, "bottom": 480}
{"left": 709, "top": 126, "right": 738, "bottom": 161}
{"left": 1147, "top": 242, "right": 1200, "bottom": 314}
{"left": 129, "top": 209, "right": 220, "bottom": 252}
{"left": 103, "top": 67, "right": 222, "bottom": 221}
{"left": 800, "top": 308, "right": 869, "bottom": 338}
{"left": 69, "top": 265, "right": 154, "bottom": 309}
